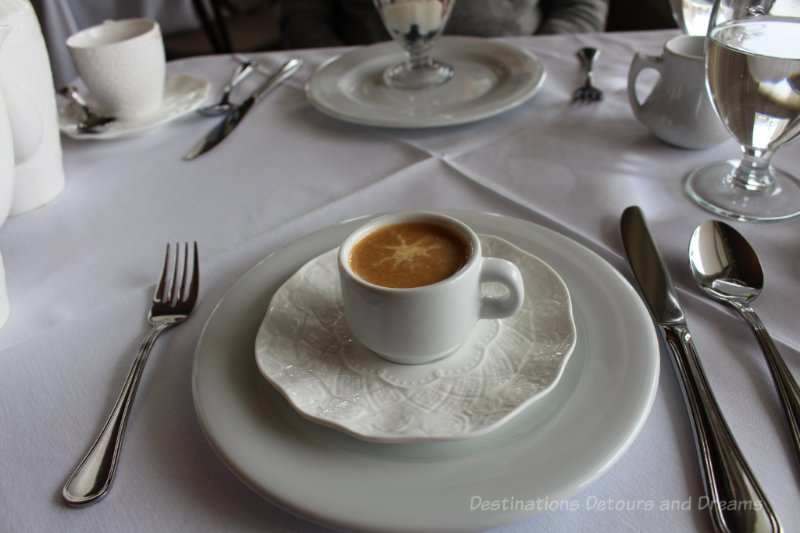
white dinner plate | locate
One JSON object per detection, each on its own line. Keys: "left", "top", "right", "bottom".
{"left": 59, "top": 75, "right": 209, "bottom": 140}
{"left": 255, "top": 235, "right": 576, "bottom": 442}
{"left": 305, "top": 37, "right": 546, "bottom": 128}
{"left": 192, "top": 210, "right": 659, "bottom": 533}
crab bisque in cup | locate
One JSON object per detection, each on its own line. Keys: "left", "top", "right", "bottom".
{"left": 338, "top": 212, "right": 525, "bottom": 364}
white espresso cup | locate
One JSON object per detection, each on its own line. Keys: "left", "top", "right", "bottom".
{"left": 338, "top": 212, "right": 524, "bottom": 365}
{"left": 66, "top": 19, "right": 165, "bottom": 120}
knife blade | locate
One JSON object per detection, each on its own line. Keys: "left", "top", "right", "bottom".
{"left": 184, "top": 58, "right": 303, "bottom": 160}
{"left": 620, "top": 206, "right": 780, "bottom": 533}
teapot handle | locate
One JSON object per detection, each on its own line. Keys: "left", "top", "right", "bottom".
{"left": 627, "top": 52, "right": 664, "bottom": 120}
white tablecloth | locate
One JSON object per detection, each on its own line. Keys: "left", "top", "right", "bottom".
{"left": 2, "top": 30, "right": 799, "bottom": 532}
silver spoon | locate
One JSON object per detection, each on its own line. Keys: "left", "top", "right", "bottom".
{"left": 198, "top": 59, "right": 256, "bottom": 116}
{"left": 690, "top": 220, "right": 800, "bottom": 467}
{"left": 57, "top": 86, "right": 115, "bottom": 132}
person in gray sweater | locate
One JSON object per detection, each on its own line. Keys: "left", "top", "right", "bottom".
{"left": 280, "top": 0, "right": 609, "bottom": 49}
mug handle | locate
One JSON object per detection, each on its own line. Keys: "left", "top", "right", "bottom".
{"left": 627, "top": 52, "right": 663, "bottom": 119}
{"left": 479, "top": 258, "right": 524, "bottom": 319}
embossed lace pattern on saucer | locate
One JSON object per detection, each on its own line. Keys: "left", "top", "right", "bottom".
{"left": 255, "top": 235, "right": 576, "bottom": 442}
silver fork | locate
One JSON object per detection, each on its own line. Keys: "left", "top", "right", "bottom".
{"left": 572, "top": 47, "right": 603, "bottom": 102}
{"left": 62, "top": 242, "right": 199, "bottom": 506}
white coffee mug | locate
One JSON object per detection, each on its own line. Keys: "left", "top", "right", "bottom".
{"left": 628, "top": 34, "right": 728, "bottom": 149}
{"left": 338, "top": 212, "right": 524, "bottom": 365}
{"left": 66, "top": 19, "right": 165, "bottom": 120}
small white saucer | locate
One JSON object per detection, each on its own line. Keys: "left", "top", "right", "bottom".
{"left": 59, "top": 75, "right": 209, "bottom": 140}
{"left": 255, "top": 234, "right": 576, "bottom": 443}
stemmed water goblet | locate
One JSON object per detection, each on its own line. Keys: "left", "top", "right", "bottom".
{"left": 373, "top": 0, "right": 455, "bottom": 89}
{"left": 683, "top": 0, "right": 800, "bottom": 221}
{"left": 669, "top": 0, "right": 715, "bottom": 35}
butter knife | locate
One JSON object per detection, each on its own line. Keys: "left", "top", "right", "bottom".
{"left": 620, "top": 206, "right": 780, "bottom": 533}
{"left": 184, "top": 58, "right": 303, "bottom": 160}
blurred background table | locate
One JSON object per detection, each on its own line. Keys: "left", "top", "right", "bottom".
{"left": 30, "top": 0, "right": 670, "bottom": 87}
{"left": 31, "top": 0, "right": 281, "bottom": 86}
{"left": 1, "top": 28, "right": 799, "bottom": 533}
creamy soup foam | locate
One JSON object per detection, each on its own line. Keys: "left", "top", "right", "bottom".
{"left": 348, "top": 222, "right": 470, "bottom": 288}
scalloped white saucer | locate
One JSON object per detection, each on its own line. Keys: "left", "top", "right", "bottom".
{"left": 255, "top": 234, "right": 576, "bottom": 442}
{"left": 59, "top": 74, "right": 209, "bottom": 140}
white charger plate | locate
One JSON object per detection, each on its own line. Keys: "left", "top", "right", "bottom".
{"left": 59, "top": 75, "right": 209, "bottom": 140}
{"left": 192, "top": 210, "right": 659, "bottom": 533}
{"left": 255, "top": 235, "right": 576, "bottom": 442}
{"left": 305, "top": 37, "right": 545, "bottom": 127}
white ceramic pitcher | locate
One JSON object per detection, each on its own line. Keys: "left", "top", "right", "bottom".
{"left": 628, "top": 34, "right": 728, "bottom": 150}
{"left": 0, "top": 24, "right": 15, "bottom": 328}
{"left": 0, "top": 0, "right": 65, "bottom": 215}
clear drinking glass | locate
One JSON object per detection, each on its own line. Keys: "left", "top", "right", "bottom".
{"left": 669, "top": 0, "right": 715, "bottom": 35}
{"left": 374, "top": 0, "right": 455, "bottom": 90}
{"left": 684, "top": 0, "right": 800, "bottom": 221}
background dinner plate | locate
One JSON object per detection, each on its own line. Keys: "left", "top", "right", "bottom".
{"left": 192, "top": 210, "right": 659, "bottom": 533}
{"left": 305, "top": 37, "right": 546, "bottom": 128}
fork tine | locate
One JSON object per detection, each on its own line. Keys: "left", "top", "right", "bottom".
{"left": 184, "top": 242, "right": 199, "bottom": 304}
{"left": 155, "top": 243, "right": 171, "bottom": 303}
{"left": 170, "top": 242, "right": 181, "bottom": 302}
{"left": 178, "top": 242, "right": 188, "bottom": 301}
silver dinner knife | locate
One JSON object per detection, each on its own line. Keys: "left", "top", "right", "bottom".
{"left": 620, "top": 206, "right": 781, "bottom": 533}
{"left": 184, "top": 58, "right": 303, "bottom": 160}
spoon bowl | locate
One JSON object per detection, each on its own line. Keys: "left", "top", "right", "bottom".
{"left": 688, "top": 220, "right": 763, "bottom": 305}
{"left": 57, "top": 86, "right": 115, "bottom": 133}
{"left": 198, "top": 60, "right": 256, "bottom": 116}
{"left": 689, "top": 220, "right": 800, "bottom": 470}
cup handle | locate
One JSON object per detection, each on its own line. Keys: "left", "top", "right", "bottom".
{"left": 627, "top": 52, "right": 663, "bottom": 116}
{"left": 479, "top": 258, "right": 524, "bottom": 319}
